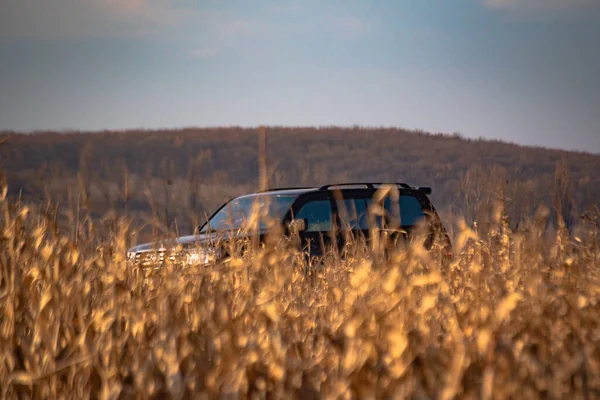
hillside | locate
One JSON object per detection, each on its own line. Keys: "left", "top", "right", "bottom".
{"left": 1, "top": 127, "right": 598, "bottom": 235}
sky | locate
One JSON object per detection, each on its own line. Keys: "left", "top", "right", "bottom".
{"left": 0, "top": 0, "right": 599, "bottom": 153}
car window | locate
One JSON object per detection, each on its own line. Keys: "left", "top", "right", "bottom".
{"left": 337, "top": 198, "right": 370, "bottom": 230}
{"left": 384, "top": 195, "right": 425, "bottom": 226}
{"left": 201, "top": 194, "right": 297, "bottom": 232}
{"left": 336, "top": 194, "right": 426, "bottom": 230}
{"left": 295, "top": 200, "right": 333, "bottom": 232}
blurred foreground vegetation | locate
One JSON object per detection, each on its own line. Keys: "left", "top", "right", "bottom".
{"left": 1, "top": 127, "right": 600, "bottom": 398}
{"left": 1, "top": 176, "right": 600, "bottom": 398}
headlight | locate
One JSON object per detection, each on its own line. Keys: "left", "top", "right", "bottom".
{"left": 185, "top": 247, "right": 219, "bottom": 266}
{"left": 127, "top": 250, "right": 165, "bottom": 268}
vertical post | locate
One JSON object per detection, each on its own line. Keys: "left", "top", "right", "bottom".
{"left": 254, "top": 126, "right": 269, "bottom": 248}
{"left": 258, "top": 125, "right": 268, "bottom": 191}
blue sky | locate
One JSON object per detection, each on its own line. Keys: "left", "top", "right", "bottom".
{"left": 0, "top": 0, "right": 599, "bottom": 153}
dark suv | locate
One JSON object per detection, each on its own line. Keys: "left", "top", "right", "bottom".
{"left": 126, "top": 183, "right": 451, "bottom": 267}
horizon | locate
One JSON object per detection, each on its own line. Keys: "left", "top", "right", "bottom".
{"left": 1, "top": 1, "right": 599, "bottom": 154}
{"left": 2, "top": 124, "right": 598, "bottom": 156}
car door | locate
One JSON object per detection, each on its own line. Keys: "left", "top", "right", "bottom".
{"left": 333, "top": 189, "right": 431, "bottom": 253}
{"left": 382, "top": 192, "right": 430, "bottom": 247}
{"left": 332, "top": 189, "right": 375, "bottom": 253}
{"left": 288, "top": 193, "right": 335, "bottom": 257}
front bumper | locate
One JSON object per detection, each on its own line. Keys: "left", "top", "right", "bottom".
{"left": 127, "top": 247, "right": 219, "bottom": 268}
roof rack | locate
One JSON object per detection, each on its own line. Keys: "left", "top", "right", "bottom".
{"left": 319, "top": 183, "right": 412, "bottom": 190}
{"left": 319, "top": 183, "right": 432, "bottom": 195}
{"left": 257, "top": 186, "right": 317, "bottom": 193}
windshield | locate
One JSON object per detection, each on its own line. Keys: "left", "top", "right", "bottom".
{"left": 200, "top": 194, "right": 297, "bottom": 232}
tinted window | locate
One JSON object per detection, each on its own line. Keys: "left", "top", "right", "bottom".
{"left": 295, "top": 200, "right": 333, "bottom": 232}
{"left": 336, "top": 195, "right": 425, "bottom": 230}
{"left": 384, "top": 196, "right": 425, "bottom": 226}
{"left": 337, "top": 198, "right": 370, "bottom": 230}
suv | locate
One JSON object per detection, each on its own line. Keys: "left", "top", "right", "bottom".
{"left": 126, "top": 183, "right": 451, "bottom": 267}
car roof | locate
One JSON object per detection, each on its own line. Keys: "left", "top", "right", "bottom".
{"left": 233, "top": 183, "right": 432, "bottom": 201}
{"left": 236, "top": 188, "right": 318, "bottom": 200}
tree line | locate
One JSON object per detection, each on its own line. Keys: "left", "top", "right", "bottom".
{"left": 1, "top": 126, "right": 598, "bottom": 238}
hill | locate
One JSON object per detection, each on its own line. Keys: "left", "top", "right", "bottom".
{"left": 1, "top": 126, "right": 598, "bottom": 235}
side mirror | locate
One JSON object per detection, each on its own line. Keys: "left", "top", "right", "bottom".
{"left": 288, "top": 218, "right": 307, "bottom": 233}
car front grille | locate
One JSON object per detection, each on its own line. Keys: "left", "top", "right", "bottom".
{"left": 135, "top": 250, "right": 164, "bottom": 268}
{"left": 132, "top": 250, "right": 185, "bottom": 268}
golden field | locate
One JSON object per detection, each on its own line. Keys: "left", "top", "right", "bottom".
{"left": 1, "top": 180, "right": 599, "bottom": 399}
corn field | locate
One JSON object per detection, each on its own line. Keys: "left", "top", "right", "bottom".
{"left": 1, "top": 181, "right": 600, "bottom": 399}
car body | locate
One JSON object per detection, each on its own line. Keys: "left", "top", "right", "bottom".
{"left": 126, "top": 183, "right": 451, "bottom": 267}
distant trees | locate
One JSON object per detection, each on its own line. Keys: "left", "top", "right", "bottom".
{"left": 0, "top": 127, "right": 598, "bottom": 238}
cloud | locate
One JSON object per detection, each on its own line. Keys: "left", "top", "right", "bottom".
{"left": 101, "top": 0, "right": 148, "bottom": 16}
{"left": 0, "top": 0, "right": 198, "bottom": 39}
{"left": 189, "top": 48, "right": 218, "bottom": 58}
{"left": 485, "top": 0, "right": 600, "bottom": 12}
